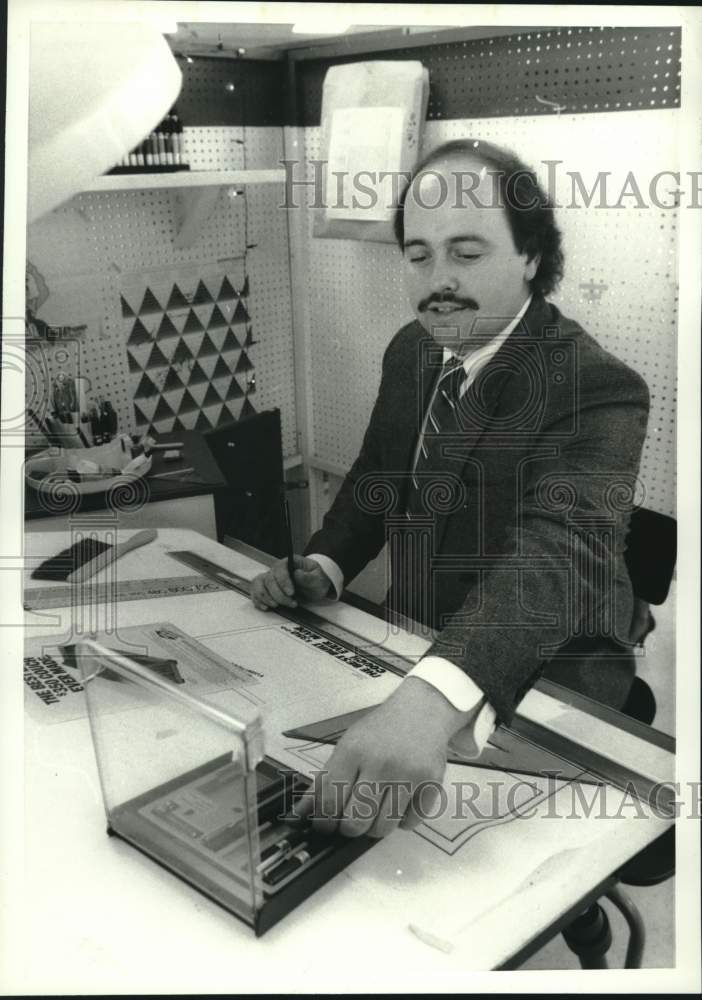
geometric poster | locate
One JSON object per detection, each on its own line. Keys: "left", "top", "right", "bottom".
{"left": 120, "top": 269, "right": 258, "bottom": 435}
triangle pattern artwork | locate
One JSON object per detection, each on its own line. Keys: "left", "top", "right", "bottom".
{"left": 172, "top": 338, "right": 196, "bottom": 367}
{"left": 126, "top": 350, "right": 141, "bottom": 374}
{"left": 192, "top": 280, "right": 214, "bottom": 307}
{"left": 224, "top": 377, "right": 244, "bottom": 401}
{"left": 209, "top": 304, "right": 229, "bottom": 331}
{"left": 235, "top": 350, "right": 254, "bottom": 374}
{"left": 222, "top": 328, "right": 242, "bottom": 352}
{"left": 140, "top": 288, "right": 163, "bottom": 316}
{"left": 187, "top": 360, "right": 210, "bottom": 386}
{"left": 212, "top": 355, "right": 233, "bottom": 381}
{"left": 120, "top": 295, "right": 136, "bottom": 318}
{"left": 128, "top": 318, "right": 153, "bottom": 347}
{"left": 162, "top": 367, "right": 185, "bottom": 393}
{"left": 197, "top": 332, "right": 219, "bottom": 358}
{"left": 166, "top": 283, "right": 190, "bottom": 312}
{"left": 240, "top": 397, "right": 257, "bottom": 421}
{"left": 156, "top": 313, "right": 180, "bottom": 342}
{"left": 218, "top": 275, "right": 238, "bottom": 302}
{"left": 122, "top": 272, "right": 256, "bottom": 435}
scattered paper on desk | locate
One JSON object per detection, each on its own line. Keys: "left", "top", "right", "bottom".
{"left": 201, "top": 619, "right": 399, "bottom": 745}
{"left": 23, "top": 621, "right": 259, "bottom": 725}
{"left": 23, "top": 611, "right": 399, "bottom": 728}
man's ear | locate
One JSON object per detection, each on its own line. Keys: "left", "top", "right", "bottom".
{"left": 525, "top": 253, "right": 541, "bottom": 283}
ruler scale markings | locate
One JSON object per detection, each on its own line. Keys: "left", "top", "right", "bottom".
{"left": 24, "top": 574, "right": 228, "bottom": 610}
{"left": 168, "top": 550, "right": 413, "bottom": 678}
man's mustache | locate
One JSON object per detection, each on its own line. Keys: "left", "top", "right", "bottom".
{"left": 419, "top": 293, "right": 480, "bottom": 312}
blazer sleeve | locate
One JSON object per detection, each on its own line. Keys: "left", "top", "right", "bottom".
{"left": 304, "top": 328, "right": 410, "bottom": 585}
{"left": 426, "top": 351, "right": 651, "bottom": 725}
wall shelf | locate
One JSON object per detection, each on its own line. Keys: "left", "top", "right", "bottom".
{"left": 82, "top": 169, "right": 286, "bottom": 193}
{"left": 80, "top": 169, "right": 287, "bottom": 248}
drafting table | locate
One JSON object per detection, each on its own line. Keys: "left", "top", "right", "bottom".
{"left": 18, "top": 526, "right": 674, "bottom": 991}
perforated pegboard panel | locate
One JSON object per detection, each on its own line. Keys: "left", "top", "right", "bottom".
{"left": 295, "top": 26, "right": 681, "bottom": 124}
{"left": 182, "top": 126, "right": 285, "bottom": 171}
{"left": 295, "top": 110, "right": 678, "bottom": 517}
{"left": 26, "top": 127, "right": 297, "bottom": 458}
{"left": 174, "top": 56, "right": 287, "bottom": 126}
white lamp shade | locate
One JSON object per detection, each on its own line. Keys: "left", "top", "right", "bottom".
{"left": 28, "top": 21, "right": 183, "bottom": 221}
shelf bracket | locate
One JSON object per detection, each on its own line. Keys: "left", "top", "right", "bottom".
{"left": 173, "top": 186, "right": 222, "bottom": 249}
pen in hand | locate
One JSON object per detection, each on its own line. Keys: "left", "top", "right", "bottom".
{"left": 283, "top": 495, "right": 296, "bottom": 596}
{"left": 250, "top": 502, "right": 333, "bottom": 611}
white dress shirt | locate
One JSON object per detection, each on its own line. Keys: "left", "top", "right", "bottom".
{"left": 309, "top": 295, "right": 532, "bottom": 756}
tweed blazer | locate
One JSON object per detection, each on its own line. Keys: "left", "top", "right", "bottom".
{"left": 305, "top": 296, "right": 650, "bottom": 723}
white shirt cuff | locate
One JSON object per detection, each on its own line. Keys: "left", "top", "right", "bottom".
{"left": 406, "top": 656, "right": 496, "bottom": 756}
{"left": 306, "top": 554, "right": 344, "bottom": 601}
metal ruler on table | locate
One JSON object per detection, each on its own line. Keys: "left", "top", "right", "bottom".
{"left": 168, "top": 550, "right": 414, "bottom": 678}
{"left": 24, "top": 574, "right": 229, "bottom": 610}
{"left": 168, "top": 551, "right": 675, "bottom": 815}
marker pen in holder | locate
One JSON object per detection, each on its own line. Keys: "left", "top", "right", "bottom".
{"left": 174, "top": 111, "right": 184, "bottom": 165}
{"left": 167, "top": 115, "right": 176, "bottom": 165}
{"left": 262, "top": 847, "right": 312, "bottom": 886}
{"left": 257, "top": 826, "right": 310, "bottom": 871}
{"left": 162, "top": 118, "right": 170, "bottom": 166}
{"left": 261, "top": 838, "right": 330, "bottom": 887}
{"left": 157, "top": 125, "right": 166, "bottom": 166}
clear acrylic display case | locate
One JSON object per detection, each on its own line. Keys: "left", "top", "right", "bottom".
{"left": 78, "top": 638, "right": 374, "bottom": 935}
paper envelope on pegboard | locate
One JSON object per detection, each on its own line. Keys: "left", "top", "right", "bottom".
{"left": 313, "top": 61, "right": 429, "bottom": 244}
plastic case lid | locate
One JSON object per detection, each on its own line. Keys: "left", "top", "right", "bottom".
{"left": 78, "top": 637, "right": 266, "bottom": 927}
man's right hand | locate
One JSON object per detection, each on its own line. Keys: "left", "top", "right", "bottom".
{"left": 250, "top": 555, "right": 332, "bottom": 610}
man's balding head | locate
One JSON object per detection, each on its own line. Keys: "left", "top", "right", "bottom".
{"left": 395, "top": 139, "right": 564, "bottom": 299}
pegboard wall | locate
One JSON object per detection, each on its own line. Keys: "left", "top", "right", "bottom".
{"left": 25, "top": 30, "right": 680, "bottom": 526}
{"left": 295, "top": 108, "right": 678, "bottom": 519}
{"left": 26, "top": 126, "right": 298, "bottom": 457}
{"left": 295, "top": 25, "right": 681, "bottom": 124}
{"left": 173, "top": 56, "right": 288, "bottom": 126}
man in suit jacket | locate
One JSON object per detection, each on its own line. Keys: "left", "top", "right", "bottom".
{"left": 251, "top": 139, "right": 649, "bottom": 838}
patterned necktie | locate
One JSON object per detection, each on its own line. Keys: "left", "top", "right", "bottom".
{"left": 407, "top": 360, "right": 466, "bottom": 515}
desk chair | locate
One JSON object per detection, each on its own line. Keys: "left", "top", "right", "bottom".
{"left": 562, "top": 506, "right": 677, "bottom": 969}
{"left": 204, "top": 409, "right": 288, "bottom": 558}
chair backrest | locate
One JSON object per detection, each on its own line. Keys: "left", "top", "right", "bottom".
{"left": 205, "top": 408, "right": 284, "bottom": 493}
{"left": 204, "top": 409, "right": 287, "bottom": 557}
{"left": 624, "top": 507, "right": 677, "bottom": 606}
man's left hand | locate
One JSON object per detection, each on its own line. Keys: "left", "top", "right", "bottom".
{"left": 292, "top": 678, "right": 471, "bottom": 838}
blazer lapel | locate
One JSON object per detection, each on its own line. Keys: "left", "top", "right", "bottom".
{"left": 382, "top": 322, "right": 442, "bottom": 475}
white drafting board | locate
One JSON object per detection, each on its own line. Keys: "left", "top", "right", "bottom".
{"left": 23, "top": 600, "right": 668, "bottom": 958}
{"left": 22, "top": 596, "right": 399, "bottom": 729}
{"left": 294, "top": 109, "right": 678, "bottom": 518}
{"left": 25, "top": 127, "right": 298, "bottom": 458}
{"left": 22, "top": 523, "right": 673, "bottom": 966}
